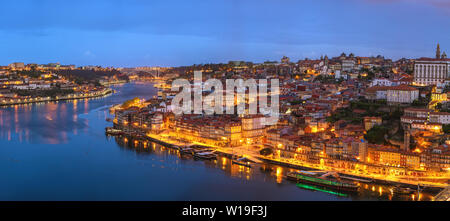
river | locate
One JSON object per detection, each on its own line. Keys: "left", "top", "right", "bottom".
{"left": 0, "top": 82, "right": 430, "bottom": 200}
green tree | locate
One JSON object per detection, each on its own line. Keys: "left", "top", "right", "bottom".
{"left": 443, "top": 124, "right": 450, "bottom": 134}
{"left": 364, "top": 125, "right": 388, "bottom": 144}
{"left": 435, "top": 103, "right": 445, "bottom": 112}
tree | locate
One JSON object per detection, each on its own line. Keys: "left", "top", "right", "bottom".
{"left": 443, "top": 124, "right": 450, "bottom": 134}
{"left": 436, "top": 103, "right": 443, "bottom": 111}
{"left": 364, "top": 125, "right": 388, "bottom": 144}
{"left": 260, "top": 147, "right": 273, "bottom": 156}
{"left": 444, "top": 85, "right": 450, "bottom": 93}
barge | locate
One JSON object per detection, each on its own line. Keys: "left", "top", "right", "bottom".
{"left": 287, "top": 171, "right": 359, "bottom": 192}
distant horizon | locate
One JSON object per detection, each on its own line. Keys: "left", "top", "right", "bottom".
{"left": 1, "top": 0, "right": 450, "bottom": 67}
{"left": 1, "top": 49, "right": 445, "bottom": 68}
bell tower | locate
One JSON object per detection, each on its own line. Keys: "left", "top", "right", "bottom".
{"left": 436, "top": 43, "right": 441, "bottom": 59}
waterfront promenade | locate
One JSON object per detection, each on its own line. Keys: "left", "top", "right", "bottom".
{"left": 143, "top": 130, "right": 447, "bottom": 189}
{"left": 0, "top": 88, "right": 113, "bottom": 106}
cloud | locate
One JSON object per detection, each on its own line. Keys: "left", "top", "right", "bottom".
{"left": 0, "top": 0, "right": 449, "bottom": 66}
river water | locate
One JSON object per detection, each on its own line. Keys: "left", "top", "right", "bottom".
{"left": 0, "top": 83, "right": 430, "bottom": 200}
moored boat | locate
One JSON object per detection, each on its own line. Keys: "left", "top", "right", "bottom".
{"left": 180, "top": 147, "right": 194, "bottom": 155}
{"left": 339, "top": 174, "right": 373, "bottom": 183}
{"left": 391, "top": 186, "right": 416, "bottom": 195}
{"left": 194, "top": 152, "right": 217, "bottom": 160}
{"left": 287, "top": 171, "right": 359, "bottom": 192}
{"left": 105, "top": 127, "right": 123, "bottom": 135}
{"left": 232, "top": 158, "right": 252, "bottom": 168}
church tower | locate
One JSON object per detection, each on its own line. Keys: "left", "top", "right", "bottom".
{"left": 436, "top": 43, "right": 441, "bottom": 59}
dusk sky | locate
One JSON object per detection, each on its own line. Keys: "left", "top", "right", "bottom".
{"left": 1, "top": 0, "right": 450, "bottom": 67}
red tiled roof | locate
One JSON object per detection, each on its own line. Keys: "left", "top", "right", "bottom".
{"left": 404, "top": 107, "right": 430, "bottom": 112}
{"left": 353, "top": 109, "right": 366, "bottom": 114}
{"left": 416, "top": 57, "right": 450, "bottom": 62}
{"left": 430, "top": 112, "right": 450, "bottom": 116}
{"left": 387, "top": 84, "right": 418, "bottom": 91}
{"left": 366, "top": 85, "right": 390, "bottom": 93}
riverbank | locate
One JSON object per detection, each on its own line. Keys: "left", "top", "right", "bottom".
{"left": 108, "top": 128, "right": 447, "bottom": 192}
{"left": 0, "top": 88, "right": 113, "bottom": 106}
{"left": 99, "top": 80, "right": 128, "bottom": 86}
{"left": 258, "top": 157, "right": 445, "bottom": 193}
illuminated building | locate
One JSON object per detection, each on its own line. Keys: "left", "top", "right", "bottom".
{"left": 341, "top": 59, "right": 355, "bottom": 72}
{"left": 8, "top": 62, "right": 25, "bottom": 69}
{"left": 386, "top": 84, "right": 419, "bottom": 104}
{"left": 368, "top": 147, "right": 421, "bottom": 170}
{"left": 413, "top": 44, "right": 450, "bottom": 86}
{"left": 410, "top": 122, "right": 442, "bottom": 133}
{"left": 172, "top": 115, "right": 243, "bottom": 147}
{"left": 429, "top": 112, "right": 450, "bottom": 124}
{"left": 364, "top": 117, "right": 382, "bottom": 131}
{"left": 241, "top": 115, "right": 265, "bottom": 144}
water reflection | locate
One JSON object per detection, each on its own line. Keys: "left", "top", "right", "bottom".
{"left": 112, "top": 134, "right": 434, "bottom": 201}
{"left": 113, "top": 135, "right": 273, "bottom": 183}
{"left": 0, "top": 83, "right": 157, "bottom": 144}
{"left": 0, "top": 101, "right": 88, "bottom": 144}
{"left": 0, "top": 83, "right": 436, "bottom": 201}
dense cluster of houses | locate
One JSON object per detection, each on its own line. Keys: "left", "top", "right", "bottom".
{"left": 112, "top": 47, "right": 449, "bottom": 178}
{"left": 0, "top": 63, "right": 115, "bottom": 104}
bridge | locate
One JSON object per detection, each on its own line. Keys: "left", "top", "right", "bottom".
{"left": 434, "top": 186, "right": 450, "bottom": 201}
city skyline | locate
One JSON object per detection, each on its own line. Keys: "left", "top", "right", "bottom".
{"left": 1, "top": 0, "right": 450, "bottom": 67}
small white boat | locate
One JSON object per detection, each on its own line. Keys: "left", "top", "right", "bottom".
{"left": 194, "top": 152, "right": 217, "bottom": 160}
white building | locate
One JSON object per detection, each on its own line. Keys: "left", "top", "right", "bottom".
{"left": 429, "top": 112, "right": 450, "bottom": 125}
{"left": 386, "top": 85, "right": 419, "bottom": 104}
{"left": 365, "top": 86, "right": 389, "bottom": 100}
{"left": 414, "top": 58, "right": 450, "bottom": 86}
{"left": 370, "top": 78, "right": 394, "bottom": 87}
{"left": 341, "top": 59, "right": 355, "bottom": 72}
{"left": 12, "top": 84, "right": 51, "bottom": 90}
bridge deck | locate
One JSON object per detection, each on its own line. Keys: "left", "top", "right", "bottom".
{"left": 434, "top": 186, "right": 450, "bottom": 201}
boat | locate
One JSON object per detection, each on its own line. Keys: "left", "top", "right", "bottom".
{"left": 287, "top": 171, "right": 359, "bottom": 192}
{"left": 194, "top": 152, "right": 217, "bottom": 160}
{"left": 296, "top": 183, "right": 348, "bottom": 197}
{"left": 232, "top": 157, "right": 252, "bottom": 168}
{"left": 338, "top": 174, "right": 373, "bottom": 183}
{"left": 392, "top": 186, "right": 416, "bottom": 195}
{"left": 105, "top": 127, "right": 123, "bottom": 135}
{"left": 180, "top": 147, "right": 194, "bottom": 155}
{"left": 192, "top": 149, "right": 213, "bottom": 154}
